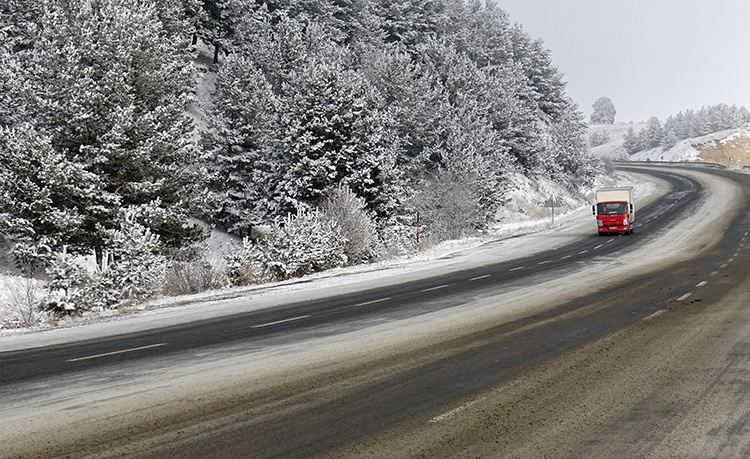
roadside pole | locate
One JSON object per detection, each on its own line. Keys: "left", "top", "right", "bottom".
{"left": 543, "top": 194, "right": 564, "bottom": 225}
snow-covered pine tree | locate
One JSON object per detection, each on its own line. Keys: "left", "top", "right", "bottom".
{"left": 622, "top": 126, "right": 642, "bottom": 155}
{"left": 641, "top": 117, "right": 664, "bottom": 149}
{"left": 275, "top": 57, "right": 389, "bottom": 214}
{"left": 544, "top": 105, "right": 600, "bottom": 188}
{"left": 6, "top": 0, "right": 213, "bottom": 266}
{"left": 96, "top": 208, "right": 168, "bottom": 306}
{"left": 207, "top": 54, "right": 280, "bottom": 234}
{"left": 0, "top": 125, "right": 101, "bottom": 272}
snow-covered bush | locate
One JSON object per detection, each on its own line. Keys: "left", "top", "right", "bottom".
{"left": 225, "top": 237, "right": 262, "bottom": 286}
{"left": 44, "top": 248, "right": 88, "bottom": 313}
{"left": 321, "top": 185, "right": 383, "bottom": 264}
{"left": 255, "top": 209, "right": 348, "bottom": 281}
{"left": 43, "top": 209, "right": 168, "bottom": 313}
{"left": 589, "top": 130, "right": 611, "bottom": 147}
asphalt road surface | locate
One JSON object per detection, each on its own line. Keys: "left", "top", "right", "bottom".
{"left": 2, "top": 165, "right": 750, "bottom": 458}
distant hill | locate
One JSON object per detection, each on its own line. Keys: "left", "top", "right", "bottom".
{"left": 587, "top": 123, "right": 750, "bottom": 168}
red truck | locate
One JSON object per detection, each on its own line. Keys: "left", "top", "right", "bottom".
{"left": 593, "top": 187, "right": 635, "bottom": 235}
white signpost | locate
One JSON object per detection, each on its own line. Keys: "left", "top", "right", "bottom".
{"left": 543, "top": 194, "right": 563, "bottom": 225}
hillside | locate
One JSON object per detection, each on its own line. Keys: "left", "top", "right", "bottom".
{"left": 588, "top": 122, "right": 750, "bottom": 168}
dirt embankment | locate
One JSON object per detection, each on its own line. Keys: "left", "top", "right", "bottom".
{"left": 699, "top": 127, "right": 750, "bottom": 168}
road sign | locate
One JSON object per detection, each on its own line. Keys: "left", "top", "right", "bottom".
{"left": 543, "top": 194, "right": 564, "bottom": 225}
{"left": 543, "top": 195, "right": 563, "bottom": 208}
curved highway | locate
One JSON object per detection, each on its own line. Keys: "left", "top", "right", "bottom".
{"left": 2, "top": 165, "right": 750, "bottom": 458}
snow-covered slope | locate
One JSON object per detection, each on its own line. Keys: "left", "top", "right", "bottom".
{"left": 588, "top": 122, "right": 750, "bottom": 168}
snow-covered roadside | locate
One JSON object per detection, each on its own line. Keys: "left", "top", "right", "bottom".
{"left": 0, "top": 169, "right": 663, "bottom": 351}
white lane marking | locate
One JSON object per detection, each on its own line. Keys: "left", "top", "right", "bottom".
{"left": 354, "top": 297, "right": 392, "bottom": 307}
{"left": 421, "top": 284, "right": 449, "bottom": 293}
{"left": 67, "top": 343, "right": 167, "bottom": 362}
{"left": 644, "top": 309, "right": 666, "bottom": 320}
{"left": 561, "top": 255, "right": 572, "bottom": 260}
{"left": 606, "top": 239, "right": 614, "bottom": 244}
{"left": 594, "top": 244, "right": 603, "bottom": 250}
{"left": 579, "top": 250, "right": 588, "bottom": 254}
{"left": 429, "top": 396, "right": 487, "bottom": 423}
{"left": 676, "top": 293, "right": 693, "bottom": 302}
{"left": 509, "top": 266, "right": 525, "bottom": 272}
{"left": 710, "top": 271, "right": 719, "bottom": 276}
{"left": 538, "top": 260, "right": 551, "bottom": 265}
{"left": 252, "top": 315, "right": 311, "bottom": 329}
{"left": 721, "top": 264, "right": 729, "bottom": 269}
{"left": 469, "top": 275, "right": 491, "bottom": 281}
{"left": 696, "top": 281, "right": 708, "bottom": 287}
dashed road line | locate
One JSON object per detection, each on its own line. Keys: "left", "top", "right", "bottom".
{"left": 469, "top": 275, "right": 491, "bottom": 281}
{"left": 676, "top": 293, "right": 693, "bottom": 302}
{"left": 354, "top": 297, "right": 392, "bottom": 307}
{"left": 594, "top": 244, "right": 603, "bottom": 250}
{"left": 696, "top": 281, "right": 708, "bottom": 287}
{"left": 644, "top": 309, "right": 666, "bottom": 320}
{"left": 67, "top": 343, "right": 168, "bottom": 362}
{"left": 429, "top": 396, "right": 487, "bottom": 423}
{"left": 579, "top": 250, "right": 588, "bottom": 254}
{"left": 509, "top": 266, "right": 525, "bottom": 272}
{"left": 252, "top": 315, "right": 311, "bottom": 329}
{"left": 538, "top": 260, "right": 551, "bottom": 265}
{"left": 420, "top": 284, "right": 449, "bottom": 293}
{"left": 561, "top": 255, "right": 572, "bottom": 260}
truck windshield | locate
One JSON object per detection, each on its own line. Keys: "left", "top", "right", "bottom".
{"left": 597, "top": 202, "right": 627, "bottom": 215}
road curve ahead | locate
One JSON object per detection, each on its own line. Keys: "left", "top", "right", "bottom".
{"left": 2, "top": 166, "right": 750, "bottom": 458}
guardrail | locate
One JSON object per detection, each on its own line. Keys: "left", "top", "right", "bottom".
{"left": 613, "top": 160, "right": 728, "bottom": 169}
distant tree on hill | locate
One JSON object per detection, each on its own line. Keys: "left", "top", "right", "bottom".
{"left": 642, "top": 117, "right": 664, "bottom": 149}
{"left": 622, "top": 126, "right": 642, "bottom": 155}
{"left": 590, "top": 97, "right": 616, "bottom": 124}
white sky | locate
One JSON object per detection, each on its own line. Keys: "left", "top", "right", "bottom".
{"left": 496, "top": 0, "right": 750, "bottom": 123}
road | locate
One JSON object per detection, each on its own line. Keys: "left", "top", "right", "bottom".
{"left": 2, "top": 165, "right": 750, "bottom": 458}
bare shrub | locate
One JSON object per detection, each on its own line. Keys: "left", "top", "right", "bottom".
{"left": 162, "top": 260, "right": 228, "bottom": 296}
{"left": 412, "top": 170, "right": 483, "bottom": 241}
{"left": 2, "top": 276, "right": 45, "bottom": 328}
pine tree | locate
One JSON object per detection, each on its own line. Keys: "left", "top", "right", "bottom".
{"left": 642, "top": 117, "right": 664, "bottom": 149}
{"left": 207, "top": 54, "right": 280, "bottom": 233}
{"left": 275, "top": 58, "right": 389, "bottom": 214}
{"left": 0, "top": 125, "right": 100, "bottom": 271}
{"left": 5, "top": 0, "right": 213, "bottom": 266}
{"left": 622, "top": 126, "right": 642, "bottom": 154}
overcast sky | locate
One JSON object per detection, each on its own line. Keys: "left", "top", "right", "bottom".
{"left": 497, "top": 0, "right": 750, "bottom": 123}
